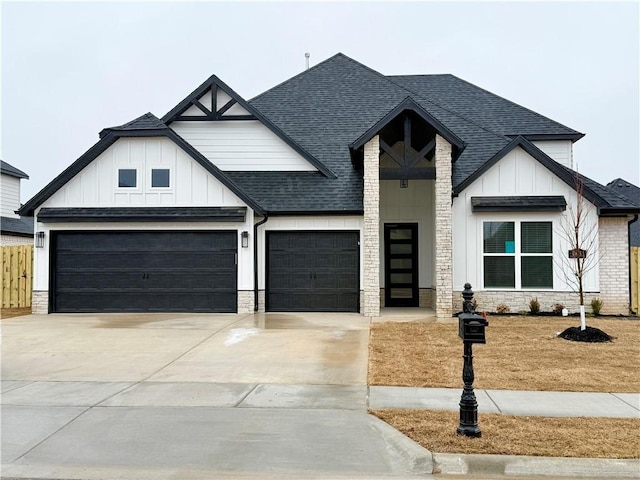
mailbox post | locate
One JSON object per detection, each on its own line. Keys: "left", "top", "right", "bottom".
{"left": 456, "top": 283, "right": 488, "bottom": 438}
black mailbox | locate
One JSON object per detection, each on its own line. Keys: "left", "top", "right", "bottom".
{"left": 458, "top": 313, "right": 489, "bottom": 344}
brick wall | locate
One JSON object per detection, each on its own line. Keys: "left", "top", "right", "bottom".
{"left": 31, "top": 290, "right": 48, "bottom": 314}
{"left": 363, "top": 136, "right": 380, "bottom": 316}
{"left": 598, "top": 217, "right": 630, "bottom": 314}
{"left": 434, "top": 135, "right": 453, "bottom": 319}
{"left": 237, "top": 290, "right": 254, "bottom": 314}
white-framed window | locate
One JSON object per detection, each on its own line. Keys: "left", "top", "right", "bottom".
{"left": 118, "top": 169, "right": 137, "bottom": 188}
{"left": 151, "top": 168, "right": 171, "bottom": 188}
{"left": 483, "top": 220, "right": 553, "bottom": 289}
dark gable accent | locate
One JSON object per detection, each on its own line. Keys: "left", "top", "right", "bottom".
{"left": 37, "top": 207, "right": 246, "bottom": 223}
{"left": 18, "top": 113, "right": 264, "bottom": 216}
{"left": 349, "top": 97, "right": 465, "bottom": 152}
{"left": 162, "top": 75, "right": 336, "bottom": 179}
{"left": 471, "top": 196, "right": 567, "bottom": 212}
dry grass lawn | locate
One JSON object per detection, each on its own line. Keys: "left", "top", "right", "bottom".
{"left": 372, "top": 409, "right": 640, "bottom": 459}
{"left": 368, "top": 316, "right": 640, "bottom": 392}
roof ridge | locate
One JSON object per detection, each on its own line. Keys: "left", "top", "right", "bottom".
{"left": 447, "top": 75, "right": 584, "bottom": 138}
{"left": 383, "top": 75, "right": 511, "bottom": 143}
{"left": 249, "top": 53, "right": 350, "bottom": 103}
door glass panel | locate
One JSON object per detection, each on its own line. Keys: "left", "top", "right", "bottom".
{"left": 390, "top": 229, "right": 412, "bottom": 240}
{"left": 390, "top": 243, "right": 412, "bottom": 254}
{"left": 390, "top": 288, "right": 413, "bottom": 298}
{"left": 390, "top": 258, "right": 412, "bottom": 269}
{"left": 390, "top": 273, "right": 413, "bottom": 284}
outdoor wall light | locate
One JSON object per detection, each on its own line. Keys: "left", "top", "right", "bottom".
{"left": 400, "top": 179, "right": 409, "bottom": 188}
{"left": 241, "top": 231, "right": 249, "bottom": 248}
{"left": 36, "top": 231, "right": 45, "bottom": 248}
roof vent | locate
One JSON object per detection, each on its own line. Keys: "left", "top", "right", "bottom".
{"left": 305, "top": 52, "right": 310, "bottom": 70}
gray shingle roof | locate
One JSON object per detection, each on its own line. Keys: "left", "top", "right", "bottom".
{"left": 245, "top": 53, "right": 590, "bottom": 212}
{"left": 607, "top": 178, "right": 640, "bottom": 246}
{"left": 1, "top": 160, "right": 28, "bottom": 179}
{"left": 0, "top": 216, "right": 33, "bottom": 236}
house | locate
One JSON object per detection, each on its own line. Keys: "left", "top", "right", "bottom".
{"left": 607, "top": 178, "right": 640, "bottom": 247}
{"left": 18, "top": 53, "right": 640, "bottom": 316}
{"left": 1, "top": 160, "right": 34, "bottom": 245}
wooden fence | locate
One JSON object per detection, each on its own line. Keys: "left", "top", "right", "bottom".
{"left": 632, "top": 247, "right": 640, "bottom": 314}
{"left": 1, "top": 245, "right": 33, "bottom": 309}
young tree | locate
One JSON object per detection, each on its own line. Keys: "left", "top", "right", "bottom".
{"left": 557, "top": 170, "right": 601, "bottom": 330}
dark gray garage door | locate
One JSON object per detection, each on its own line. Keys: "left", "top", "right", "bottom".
{"left": 51, "top": 231, "right": 237, "bottom": 313}
{"left": 266, "top": 231, "right": 359, "bottom": 312}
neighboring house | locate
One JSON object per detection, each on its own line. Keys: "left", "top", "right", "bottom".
{"left": 18, "top": 53, "right": 640, "bottom": 316}
{"left": 1, "top": 160, "right": 33, "bottom": 245}
{"left": 607, "top": 178, "right": 640, "bottom": 247}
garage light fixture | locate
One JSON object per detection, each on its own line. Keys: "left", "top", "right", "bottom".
{"left": 36, "top": 231, "right": 45, "bottom": 248}
{"left": 241, "top": 231, "right": 249, "bottom": 248}
{"left": 400, "top": 179, "right": 408, "bottom": 188}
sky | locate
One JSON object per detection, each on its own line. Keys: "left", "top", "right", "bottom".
{"left": 1, "top": 1, "right": 639, "bottom": 203}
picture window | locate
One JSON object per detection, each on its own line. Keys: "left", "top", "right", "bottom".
{"left": 151, "top": 169, "right": 170, "bottom": 188}
{"left": 118, "top": 169, "right": 137, "bottom": 188}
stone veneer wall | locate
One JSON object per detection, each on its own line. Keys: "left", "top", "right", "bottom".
{"left": 0, "top": 235, "right": 33, "bottom": 246}
{"left": 598, "top": 217, "right": 631, "bottom": 314}
{"left": 434, "top": 135, "right": 453, "bottom": 319}
{"left": 31, "top": 290, "right": 48, "bottom": 314}
{"left": 452, "top": 290, "right": 608, "bottom": 315}
{"left": 363, "top": 136, "right": 380, "bottom": 316}
{"left": 258, "top": 290, "right": 266, "bottom": 313}
{"left": 237, "top": 291, "right": 254, "bottom": 314}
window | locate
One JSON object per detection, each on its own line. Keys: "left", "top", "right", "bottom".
{"left": 483, "top": 221, "right": 553, "bottom": 289}
{"left": 151, "top": 168, "right": 170, "bottom": 188}
{"left": 118, "top": 169, "right": 137, "bottom": 188}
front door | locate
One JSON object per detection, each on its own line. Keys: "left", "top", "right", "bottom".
{"left": 384, "top": 223, "right": 419, "bottom": 307}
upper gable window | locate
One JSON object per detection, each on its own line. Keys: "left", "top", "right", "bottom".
{"left": 151, "top": 168, "right": 170, "bottom": 188}
{"left": 118, "top": 169, "right": 137, "bottom": 188}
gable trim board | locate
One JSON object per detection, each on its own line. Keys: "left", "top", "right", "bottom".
{"left": 22, "top": 53, "right": 640, "bottom": 316}
{"left": 162, "top": 75, "right": 336, "bottom": 179}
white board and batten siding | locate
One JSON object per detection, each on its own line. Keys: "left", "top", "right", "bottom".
{"left": 531, "top": 140, "right": 573, "bottom": 169}
{"left": 171, "top": 121, "right": 317, "bottom": 172}
{"left": 1, "top": 174, "right": 21, "bottom": 218}
{"left": 33, "top": 136, "right": 255, "bottom": 292}
{"left": 452, "top": 145, "right": 599, "bottom": 293}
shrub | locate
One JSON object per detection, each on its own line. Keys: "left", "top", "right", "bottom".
{"left": 496, "top": 303, "right": 510, "bottom": 314}
{"left": 529, "top": 298, "right": 540, "bottom": 314}
{"left": 519, "top": 310, "right": 528, "bottom": 316}
{"left": 552, "top": 303, "right": 565, "bottom": 315}
{"left": 591, "top": 298, "right": 604, "bottom": 315}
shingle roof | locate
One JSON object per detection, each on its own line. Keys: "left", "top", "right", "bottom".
{"left": 0, "top": 216, "right": 33, "bottom": 236}
{"left": 246, "top": 53, "right": 589, "bottom": 212}
{"left": 606, "top": 178, "right": 640, "bottom": 246}
{"left": 1, "top": 160, "right": 28, "bottom": 179}
{"left": 99, "top": 112, "right": 168, "bottom": 137}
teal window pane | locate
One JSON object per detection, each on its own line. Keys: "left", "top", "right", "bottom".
{"left": 522, "top": 222, "right": 552, "bottom": 253}
{"left": 484, "top": 256, "right": 515, "bottom": 288}
{"left": 522, "top": 256, "right": 553, "bottom": 288}
{"left": 484, "top": 222, "right": 514, "bottom": 253}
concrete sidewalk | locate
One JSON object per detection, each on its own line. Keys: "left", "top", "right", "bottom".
{"left": 369, "top": 386, "right": 640, "bottom": 418}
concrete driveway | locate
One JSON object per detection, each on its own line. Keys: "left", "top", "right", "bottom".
{"left": 1, "top": 312, "right": 432, "bottom": 479}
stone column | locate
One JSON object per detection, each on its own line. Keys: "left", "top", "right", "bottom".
{"left": 363, "top": 135, "right": 380, "bottom": 317}
{"left": 435, "top": 134, "right": 453, "bottom": 319}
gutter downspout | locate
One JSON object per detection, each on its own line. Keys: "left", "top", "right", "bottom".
{"left": 254, "top": 213, "right": 269, "bottom": 312}
{"left": 629, "top": 214, "right": 638, "bottom": 314}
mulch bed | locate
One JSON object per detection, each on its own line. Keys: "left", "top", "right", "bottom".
{"left": 558, "top": 325, "right": 614, "bottom": 342}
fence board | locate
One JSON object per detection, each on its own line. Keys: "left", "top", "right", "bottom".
{"left": 632, "top": 247, "right": 639, "bottom": 314}
{"left": 1, "top": 245, "right": 33, "bottom": 309}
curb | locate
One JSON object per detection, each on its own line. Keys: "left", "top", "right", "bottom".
{"left": 433, "top": 453, "right": 640, "bottom": 478}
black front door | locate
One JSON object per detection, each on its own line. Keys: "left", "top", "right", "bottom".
{"left": 384, "top": 223, "right": 419, "bottom": 307}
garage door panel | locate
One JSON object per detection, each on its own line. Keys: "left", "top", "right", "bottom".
{"left": 52, "top": 231, "right": 237, "bottom": 313}
{"left": 267, "top": 231, "right": 359, "bottom": 312}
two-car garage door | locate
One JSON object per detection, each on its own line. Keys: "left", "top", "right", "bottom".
{"left": 51, "top": 231, "right": 237, "bottom": 313}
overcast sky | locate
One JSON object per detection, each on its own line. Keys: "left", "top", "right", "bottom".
{"left": 2, "top": 1, "right": 639, "bottom": 202}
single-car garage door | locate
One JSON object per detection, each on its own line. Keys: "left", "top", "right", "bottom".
{"left": 266, "top": 231, "right": 359, "bottom": 312}
{"left": 51, "top": 231, "right": 237, "bottom": 313}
